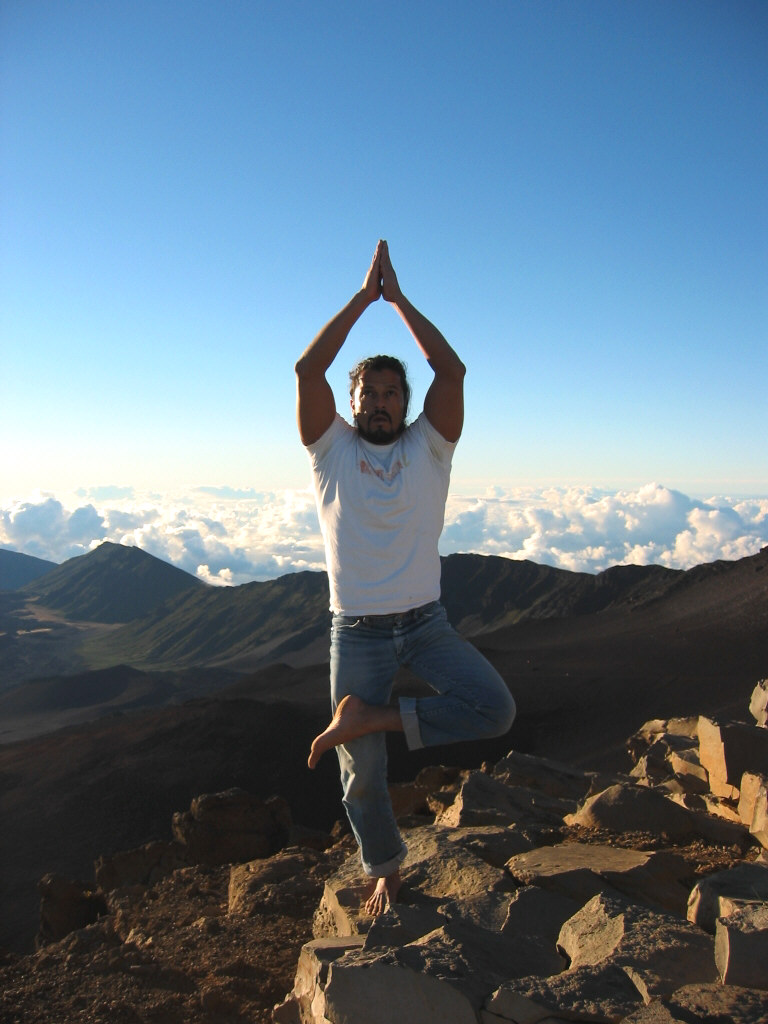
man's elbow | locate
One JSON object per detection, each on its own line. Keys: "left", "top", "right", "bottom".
{"left": 431, "top": 356, "right": 466, "bottom": 381}
{"left": 447, "top": 357, "right": 467, "bottom": 382}
{"left": 294, "top": 355, "right": 312, "bottom": 380}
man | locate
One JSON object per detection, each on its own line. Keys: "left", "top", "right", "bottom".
{"left": 295, "top": 240, "right": 516, "bottom": 915}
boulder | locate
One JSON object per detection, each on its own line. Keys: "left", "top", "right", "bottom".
{"left": 627, "top": 718, "right": 670, "bottom": 761}
{"left": 631, "top": 752, "right": 671, "bottom": 786}
{"left": 557, "top": 892, "right": 718, "bottom": 1000}
{"left": 426, "top": 788, "right": 459, "bottom": 817}
{"left": 627, "top": 718, "right": 700, "bottom": 771}
{"left": 291, "top": 908, "right": 567, "bottom": 1024}
{"left": 446, "top": 824, "right": 536, "bottom": 868}
{"left": 674, "top": 983, "right": 768, "bottom": 1023}
{"left": 501, "top": 885, "right": 575, "bottom": 975}
{"left": 491, "top": 749, "right": 597, "bottom": 803}
{"left": 622, "top": 983, "right": 768, "bottom": 1023}
{"left": 661, "top": 784, "right": 707, "bottom": 811}
{"left": 227, "top": 848, "right": 321, "bottom": 915}
{"left": 715, "top": 904, "right": 768, "bottom": 989}
{"left": 667, "top": 749, "right": 709, "bottom": 794}
{"left": 738, "top": 772, "right": 768, "bottom": 827}
{"left": 94, "top": 839, "right": 187, "bottom": 891}
{"left": 272, "top": 936, "right": 365, "bottom": 1023}
{"left": 362, "top": 903, "right": 447, "bottom": 950}
{"left": 568, "top": 779, "right": 750, "bottom": 849}
{"left": 171, "top": 788, "right": 291, "bottom": 867}
{"left": 312, "top": 873, "right": 372, "bottom": 940}
{"left": 387, "top": 779, "right": 433, "bottom": 818}
{"left": 685, "top": 806, "right": 751, "bottom": 847}
{"left": 435, "top": 769, "right": 573, "bottom": 831}
{"left": 36, "top": 873, "right": 108, "bottom": 947}
{"left": 502, "top": 884, "right": 579, "bottom": 944}
{"left": 324, "top": 948, "right": 479, "bottom": 1024}
{"left": 566, "top": 782, "right": 696, "bottom": 840}
{"left": 397, "top": 918, "right": 557, "bottom": 999}
{"left": 698, "top": 717, "right": 768, "bottom": 800}
{"left": 698, "top": 793, "right": 744, "bottom": 823}
{"left": 483, "top": 964, "right": 643, "bottom": 1023}
{"left": 399, "top": 908, "right": 563, "bottom": 984}
{"left": 750, "top": 678, "right": 768, "bottom": 727}
{"left": 436, "top": 887, "right": 520, "bottom": 935}
{"left": 336, "top": 915, "right": 568, "bottom": 1019}
{"left": 399, "top": 825, "right": 515, "bottom": 905}
{"left": 686, "top": 861, "right": 768, "bottom": 933}
{"left": 287, "top": 822, "right": 336, "bottom": 852}
{"left": 313, "top": 824, "right": 512, "bottom": 939}
{"left": 750, "top": 779, "right": 768, "bottom": 849}
{"left": 389, "top": 763, "right": 465, "bottom": 820}
{"left": 506, "top": 843, "right": 691, "bottom": 915}
{"left": 634, "top": 734, "right": 700, "bottom": 785}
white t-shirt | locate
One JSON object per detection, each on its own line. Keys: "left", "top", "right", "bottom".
{"left": 307, "top": 412, "right": 456, "bottom": 615}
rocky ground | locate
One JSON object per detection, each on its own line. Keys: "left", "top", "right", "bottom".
{"left": 0, "top": 834, "right": 354, "bottom": 1024}
{"left": 3, "top": 683, "right": 768, "bottom": 1022}
{"left": 0, "top": 819, "right": 754, "bottom": 1024}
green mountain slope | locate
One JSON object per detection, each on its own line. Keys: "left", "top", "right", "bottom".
{"left": 83, "top": 569, "right": 331, "bottom": 670}
{"left": 20, "top": 542, "right": 203, "bottom": 623}
{"left": 83, "top": 553, "right": 686, "bottom": 672}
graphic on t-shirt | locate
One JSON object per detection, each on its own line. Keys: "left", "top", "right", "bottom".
{"left": 359, "top": 457, "right": 405, "bottom": 483}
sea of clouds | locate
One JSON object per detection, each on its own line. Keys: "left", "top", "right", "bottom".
{"left": 1, "top": 483, "right": 766, "bottom": 586}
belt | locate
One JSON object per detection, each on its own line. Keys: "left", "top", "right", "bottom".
{"left": 358, "top": 601, "right": 436, "bottom": 628}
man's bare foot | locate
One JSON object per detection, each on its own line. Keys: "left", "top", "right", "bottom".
{"left": 307, "top": 694, "right": 401, "bottom": 769}
{"left": 363, "top": 870, "right": 401, "bottom": 916}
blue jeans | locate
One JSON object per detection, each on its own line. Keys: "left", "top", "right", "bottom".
{"left": 329, "top": 601, "right": 516, "bottom": 876}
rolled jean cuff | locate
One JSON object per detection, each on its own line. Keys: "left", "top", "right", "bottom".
{"left": 362, "top": 841, "right": 408, "bottom": 878}
{"left": 399, "top": 696, "right": 423, "bottom": 751}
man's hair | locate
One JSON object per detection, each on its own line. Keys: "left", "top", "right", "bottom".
{"left": 348, "top": 355, "right": 411, "bottom": 420}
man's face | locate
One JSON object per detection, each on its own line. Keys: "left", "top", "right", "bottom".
{"left": 351, "top": 369, "right": 406, "bottom": 444}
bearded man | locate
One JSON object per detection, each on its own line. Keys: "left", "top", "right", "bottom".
{"left": 295, "top": 239, "right": 516, "bottom": 914}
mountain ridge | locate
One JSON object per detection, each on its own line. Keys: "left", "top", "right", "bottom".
{"left": 0, "top": 546, "right": 766, "bottom": 956}
{"left": 19, "top": 541, "right": 203, "bottom": 623}
{"left": 4, "top": 542, "right": 766, "bottom": 696}
{"left": 76, "top": 548, "right": 768, "bottom": 673}
{"left": 0, "top": 548, "right": 57, "bottom": 590}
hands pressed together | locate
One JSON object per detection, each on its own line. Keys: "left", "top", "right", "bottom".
{"left": 363, "top": 239, "right": 403, "bottom": 306}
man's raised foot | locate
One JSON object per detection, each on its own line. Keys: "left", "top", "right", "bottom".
{"left": 307, "top": 694, "right": 402, "bottom": 769}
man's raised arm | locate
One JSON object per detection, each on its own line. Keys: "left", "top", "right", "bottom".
{"left": 295, "top": 243, "right": 383, "bottom": 446}
{"left": 379, "top": 241, "right": 465, "bottom": 443}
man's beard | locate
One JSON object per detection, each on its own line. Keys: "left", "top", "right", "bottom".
{"left": 354, "top": 413, "right": 405, "bottom": 445}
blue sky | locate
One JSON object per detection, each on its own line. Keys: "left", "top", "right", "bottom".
{"left": 1, "top": 1, "right": 766, "bottom": 577}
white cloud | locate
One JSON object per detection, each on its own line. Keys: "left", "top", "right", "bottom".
{"left": 441, "top": 483, "right": 768, "bottom": 573}
{"left": 1, "top": 483, "right": 766, "bottom": 583}
{"left": 0, "top": 494, "right": 106, "bottom": 561}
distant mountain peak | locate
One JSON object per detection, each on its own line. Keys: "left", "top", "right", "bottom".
{"left": 19, "top": 542, "right": 203, "bottom": 624}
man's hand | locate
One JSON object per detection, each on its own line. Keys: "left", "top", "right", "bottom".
{"left": 296, "top": 240, "right": 387, "bottom": 446}
{"left": 380, "top": 240, "right": 404, "bottom": 305}
{"left": 362, "top": 241, "right": 383, "bottom": 304}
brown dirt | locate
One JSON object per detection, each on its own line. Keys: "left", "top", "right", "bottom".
{"left": 0, "top": 836, "right": 356, "bottom": 1024}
